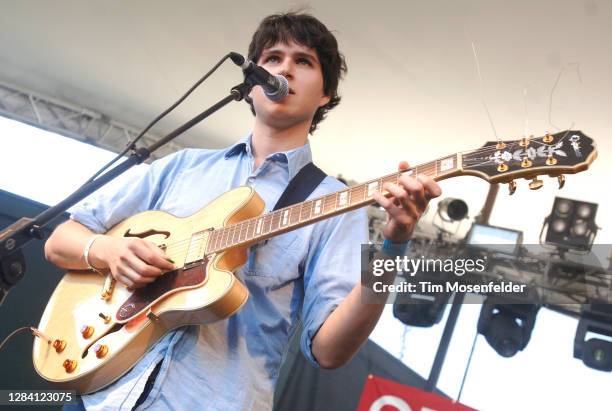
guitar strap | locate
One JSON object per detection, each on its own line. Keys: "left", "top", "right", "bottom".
{"left": 273, "top": 162, "right": 327, "bottom": 211}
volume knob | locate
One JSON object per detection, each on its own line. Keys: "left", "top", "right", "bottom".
{"left": 63, "top": 359, "right": 77, "bottom": 373}
{"left": 80, "top": 325, "right": 94, "bottom": 339}
{"left": 94, "top": 343, "right": 109, "bottom": 359}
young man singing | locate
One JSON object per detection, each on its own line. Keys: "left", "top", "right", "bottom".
{"left": 46, "top": 12, "right": 441, "bottom": 410}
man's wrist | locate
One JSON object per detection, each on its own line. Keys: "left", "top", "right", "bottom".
{"left": 382, "top": 238, "right": 410, "bottom": 256}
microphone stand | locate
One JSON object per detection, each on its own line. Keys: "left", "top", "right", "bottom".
{"left": 0, "top": 81, "right": 253, "bottom": 306}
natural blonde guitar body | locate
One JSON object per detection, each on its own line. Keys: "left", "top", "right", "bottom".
{"left": 33, "top": 186, "right": 263, "bottom": 394}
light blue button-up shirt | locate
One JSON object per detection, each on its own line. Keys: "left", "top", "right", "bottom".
{"left": 70, "top": 135, "right": 368, "bottom": 410}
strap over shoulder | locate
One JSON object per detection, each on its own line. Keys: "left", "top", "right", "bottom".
{"left": 273, "top": 162, "right": 328, "bottom": 211}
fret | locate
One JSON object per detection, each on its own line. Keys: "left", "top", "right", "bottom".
{"left": 358, "top": 184, "right": 367, "bottom": 203}
{"left": 348, "top": 186, "right": 358, "bottom": 205}
{"left": 235, "top": 223, "right": 242, "bottom": 243}
{"left": 238, "top": 221, "right": 247, "bottom": 242}
{"left": 217, "top": 227, "right": 224, "bottom": 249}
{"left": 270, "top": 210, "right": 281, "bottom": 232}
{"left": 229, "top": 224, "right": 238, "bottom": 247}
{"left": 255, "top": 217, "right": 264, "bottom": 235}
{"left": 289, "top": 205, "right": 300, "bottom": 225}
{"left": 205, "top": 231, "right": 213, "bottom": 254}
{"left": 301, "top": 200, "right": 313, "bottom": 221}
{"left": 246, "top": 219, "right": 255, "bottom": 241}
{"left": 382, "top": 174, "right": 395, "bottom": 188}
{"left": 232, "top": 223, "right": 241, "bottom": 246}
{"left": 299, "top": 202, "right": 308, "bottom": 222}
{"left": 216, "top": 229, "right": 223, "bottom": 252}
{"left": 263, "top": 213, "right": 273, "bottom": 234}
{"left": 323, "top": 193, "right": 335, "bottom": 213}
{"left": 209, "top": 230, "right": 218, "bottom": 253}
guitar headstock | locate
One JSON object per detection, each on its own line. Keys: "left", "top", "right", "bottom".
{"left": 460, "top": 130, "right": 597, "bottom": 193}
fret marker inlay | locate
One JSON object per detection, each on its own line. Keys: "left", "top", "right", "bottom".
{"left": 440, "top": 157, "right": 455, "bottom": 171}
{"left": 313, "top": 199, "right": 322, "bottom": 215}
{"left": 338, "top": 191, "right": 348, "bottom": 206}
{"left": 367, "top": 182, "right": 378, "bottom": 197}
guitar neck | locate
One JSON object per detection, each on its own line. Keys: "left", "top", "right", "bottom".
{"left": 203, "top": 153, "right": 462, "bottom": 255}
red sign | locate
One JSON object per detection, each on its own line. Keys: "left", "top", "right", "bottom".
{"left": 357, "top": 375, "right": 477, "bottom": 411}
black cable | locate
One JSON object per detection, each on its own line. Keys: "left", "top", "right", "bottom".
{"left": 80, "top": 52, "right": 236, "bottom": 187}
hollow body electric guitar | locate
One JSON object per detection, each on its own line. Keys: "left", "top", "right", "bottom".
{"left": 34, "top": 131, "right": 596, "bottom": 393}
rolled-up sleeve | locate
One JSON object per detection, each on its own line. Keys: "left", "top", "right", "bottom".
{"left": 69, "top": 150, "right": 187, "bottom": 232}
{"left": 299, "top": 207, "right": 369, "bottom": 367}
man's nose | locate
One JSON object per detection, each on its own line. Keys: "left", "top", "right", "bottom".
{"left": 277, "top": 58, "right": 294, "bottom": 79}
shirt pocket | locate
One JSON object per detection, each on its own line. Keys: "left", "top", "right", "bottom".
{"left": 245, "top": 231, "right": 304, "bottom": 284}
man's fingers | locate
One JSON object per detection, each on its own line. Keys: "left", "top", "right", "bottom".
{"left": 398, "top": 161, "right": 410, "bottom": 171}
{"left": 118, "top": 262, "right": 156, "bottom": 288}
{"left": 398, "top": 177, "right": 427, "bottom": 212}
{"left": 383, "top": 183, "right": 420, "bottom": 218}
{"left": 417, "top": 175, "right": 442, "bottom": 200}
{"left": 126, "top": 255, "right": 164, "bottom": 278}
{"left": 132, "top": 241, "right": 175, "bottom": 271}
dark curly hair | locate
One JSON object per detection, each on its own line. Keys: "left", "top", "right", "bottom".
{"left": 246, "top": 12, "right": 347, "bottom": 134}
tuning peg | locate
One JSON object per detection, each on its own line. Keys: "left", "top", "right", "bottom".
{"left": 557, "top": 175, "right": 565, "bottom": 189}
{"left": 508, "top": 180, "right": 517, "bottom": 195}
{"left": 521, "top": 157, "right": 532, "bottom": 168}
{"left": 543, "top": 132, "right": 554, "bottom": 143}
{"left": 546, "top": 154, "right": 557, "bottom": 166}
{"left": 528, "top": 178, "right": 543, "bottom": 190}
{"left": 497, "top": 163, "right": 508, "bottom": 172}
{"left": 520, "top": 136, "right": 531, "bottom": 147}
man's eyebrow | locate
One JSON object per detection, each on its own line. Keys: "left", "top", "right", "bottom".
{"left": 294, "top": 51, "right": 319, "bottom": 63}
{"left": 261, "top": 48, "right": 319, "bottom": 63}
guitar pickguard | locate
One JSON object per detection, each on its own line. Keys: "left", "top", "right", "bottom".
{"left": 115, "top": 258, "right": 209, "bottom": 323}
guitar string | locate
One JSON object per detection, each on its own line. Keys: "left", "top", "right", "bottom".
{"left": 137, "top": 163, "right": 443, "bottom": 257}
{"left": 125, "top": 133, "right": 583, "bottom": 258}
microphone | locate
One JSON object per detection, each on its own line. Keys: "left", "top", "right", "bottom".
{"left": 229, "top": 52, "right": 289, "bottom": 102}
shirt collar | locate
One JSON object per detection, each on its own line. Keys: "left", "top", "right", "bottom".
{"left": 224, "top": 134, "right": 313, "bottom": 181}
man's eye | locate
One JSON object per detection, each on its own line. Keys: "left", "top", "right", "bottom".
{"left": 297, "top": 58, "right": 312, "bottom": 66}
{"left": 265, "top": 55, "right": 280, "bottom": 63}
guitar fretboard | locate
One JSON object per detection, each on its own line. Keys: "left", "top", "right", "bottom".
{"left": 203, "top": 154, "right": 460, "bottom": 255}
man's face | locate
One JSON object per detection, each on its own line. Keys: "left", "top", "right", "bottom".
{"left": 250, "top": 41, "right": 331, "bottom": 131}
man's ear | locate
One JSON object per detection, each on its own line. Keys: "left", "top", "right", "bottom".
{"left": 319, "top": 94, "right": 331, "bottom": 108}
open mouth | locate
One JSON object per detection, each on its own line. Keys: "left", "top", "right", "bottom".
{"left": 288, "top": 88, "right": 295, "bottom": 95}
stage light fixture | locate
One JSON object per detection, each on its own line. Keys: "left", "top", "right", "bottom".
{"left": 574, "top": 304, "right": 612, "bottom": 372}
{"left": 393, "top": 280, "right": 451, "bottom": 327}
{"left": 437, "top": 198, "right": 469, "bottom": 222}
{"left": 544, "top": 197, "right": 598, "bottom": 251}
{"left": 477, "top": 297, "right": 539, "bottom": 357}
